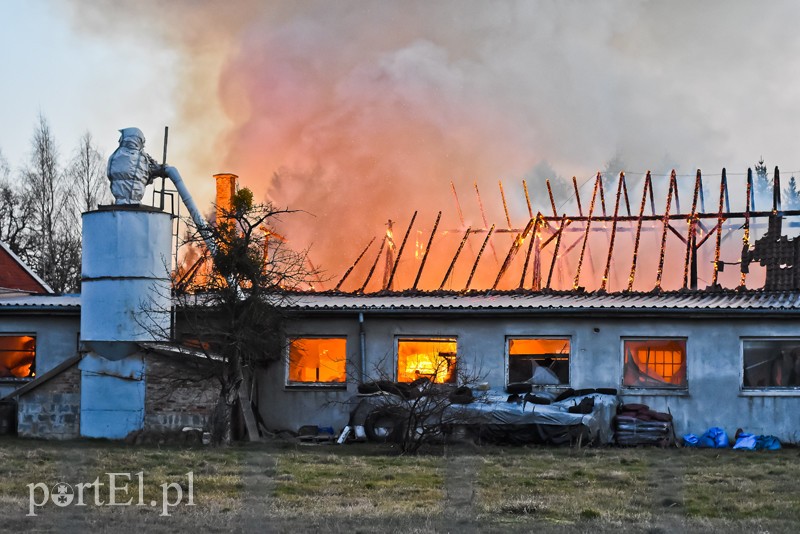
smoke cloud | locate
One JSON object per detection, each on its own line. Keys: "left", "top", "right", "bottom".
{"left": 62, "top": 1, "right": 800, "bottom": 289}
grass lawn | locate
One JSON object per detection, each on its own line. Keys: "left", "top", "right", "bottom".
{"left": 0, "top": 436, "right": 798, "bottom": 532}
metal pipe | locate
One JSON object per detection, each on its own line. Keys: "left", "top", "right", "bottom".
{"left": 164, "top": 166, "right": 216, "bottom": 257}
{"left": 359, "top": 312, "right": 366, "bottom": 383}
{"left": 160, "top": 126, "right": 168, "bottom": 211}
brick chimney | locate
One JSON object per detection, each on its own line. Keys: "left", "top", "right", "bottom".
{"left": 214, "top": 173, "right": 238, "bottom": 224}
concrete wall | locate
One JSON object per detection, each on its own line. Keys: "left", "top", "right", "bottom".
{"left": 17, "top": 363, "right": 81, "bottom": 440}
{"left": 257, "top": 317, "right": 360, "bottom": 432}
{"left": 0, "top": 314, "right": 79, "bottom": 399}
{"left": 258, "top": 311, "right": 800, "bottom": 443}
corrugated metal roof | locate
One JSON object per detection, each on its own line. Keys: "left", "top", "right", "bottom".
{"left": 2, "top": 291, "right": 798, "bottom": 314}
{"left": 287, "top": 290, "right": 800, "bottom": 313}
{"left": 0, "top": 294, "right": 80, "bottom": 309}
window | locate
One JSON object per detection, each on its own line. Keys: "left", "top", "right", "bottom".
{"left": 623, "top": 339, "right": 686, "bottom": 388}
{"left": 287, "top": 338, "right": 346, "bottom": 384}
{"left": 0, "top": 335, "right": 36, "bottom": 379}
{"left": 397, "top": 338, "right": 457, "bottom": 384}
{"left": 507, "top": 338, "right": 570, "bottom": 385}
{"left": 743, "top": 339, "right": 800, "bottom": 389}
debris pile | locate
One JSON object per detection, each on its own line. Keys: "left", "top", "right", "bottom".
{"left": 613, "top": 403, "right": 673, "bottom": 446}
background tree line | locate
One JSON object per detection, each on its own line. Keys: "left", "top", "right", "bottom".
{"left": 0, "top": 114, "right": 109, "bottom": 293}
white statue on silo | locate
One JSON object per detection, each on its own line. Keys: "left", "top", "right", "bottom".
{"left": 107, "top": 127, "right": 160, "bottom": 204}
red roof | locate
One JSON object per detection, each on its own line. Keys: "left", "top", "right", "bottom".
{"left": 0, "top": 241, "right": 51, "bottom": 294}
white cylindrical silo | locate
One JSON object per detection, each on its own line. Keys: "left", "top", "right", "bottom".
{"left": 81, "top": 206, "right": 173, "bottom": 360}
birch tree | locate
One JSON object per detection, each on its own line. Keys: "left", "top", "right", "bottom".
{"left": 69, "top": 131, "right": 109, "bottom": 213}
{"left": 23, "top": 115, "right": 80, "bottom": 292}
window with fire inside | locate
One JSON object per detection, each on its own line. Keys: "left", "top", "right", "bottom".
{"left": 622, "top": 338, "right": 687, "bottom": 389}
{"left": 287, "top": 337, "right": 347, "bottom": 386}
{"left": 507, "top": 337, "right": 570, "bottom": 385}
{"left": 397, "top": 338, "right": 457, "bottom": 384}
{"left": 0, "top": 335, "right": 36, "bottom": 380}
{"left": 742, "top": 339, "right": 800, "bottom": 390}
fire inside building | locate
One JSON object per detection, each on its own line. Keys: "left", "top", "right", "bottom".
{"left": 1, "top": 129, "right": 799, "bottom": 445}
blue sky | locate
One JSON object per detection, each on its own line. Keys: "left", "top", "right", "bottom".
{"left": 0, "top": 1, "right": 177, "bottom": 178}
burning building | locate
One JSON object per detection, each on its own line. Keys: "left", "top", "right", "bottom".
{"left": 2, "top": 135, "right": 800, "bottom": 444}
{"left": 256, "top": 166, "right": 800, "bottom": 444}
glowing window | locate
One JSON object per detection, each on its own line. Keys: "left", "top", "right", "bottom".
{"left": 0, "top": 335, "right": 36, "bottom": 379}
{"left": 623, "top": 339, "right": 686, "bottom": 388}
{"left": 742, "top": 339, "right": 800, "bottom": 389}
{"left": 288, "top": 338, "right": 346, "bottom": 384}
{"left": 397, "top": 338, "right": 457, "bottom": 384}
{"left": 508, "top": 338, "right": 570, "bottom": 385}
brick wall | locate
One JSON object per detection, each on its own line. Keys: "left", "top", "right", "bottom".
{"left": 17, "top": 364, "right": 80, "bottom": 440}
{"left": 144, "top": 355, "right": 218, "bottom": 432}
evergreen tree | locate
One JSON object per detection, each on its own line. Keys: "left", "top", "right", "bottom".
{"left": 755, "top": 157, "right": 770, "bottom": 199}
{"left": 784, "top": 175, "right": 800, "bottom": 210}
{"left": 524, "top": 160, "right": 571, "bottom": 213}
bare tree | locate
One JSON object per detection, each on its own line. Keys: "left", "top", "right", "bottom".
{"left": 0, "top": 149, "right": 8, "bottom": 181}
{"left": 0, "top": 149, "right": 35, "bottom": 263}
{"left": 172, "top": 188, "right": 317, "bottom": 445}
{"left": 23, "top": 115, "right": 80, "bottom": 292}
{"left": 355, "top": 358, "right": 487, "bottom": 454}
{"left": 69, "top": 131, "right": 109, "bottom": 213}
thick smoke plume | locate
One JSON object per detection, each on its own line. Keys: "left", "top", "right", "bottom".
{"left": 63, "top": 1, "right": 800, "bottom": 287}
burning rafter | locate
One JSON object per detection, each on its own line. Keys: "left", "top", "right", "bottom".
{"left": 601, "top": 173, "right": 625, "bottom": 291}
{"left": 412, "top": 212, "right": 442, "bottom": 290}
{"left": 335, "top": 237, "right": 375, "bottom": 291}
{"left": 338, "top": 167, "right": 800, "bottom": 295}
{"left": 740, "top": 169, "right": 753, "bottom": 287}
{"left": 627, "top": 171, "right": 652, "bottom": 291}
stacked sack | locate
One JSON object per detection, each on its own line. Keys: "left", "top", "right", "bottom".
{"left": 614, "top": 403, "right": 673, "bottom": 446}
